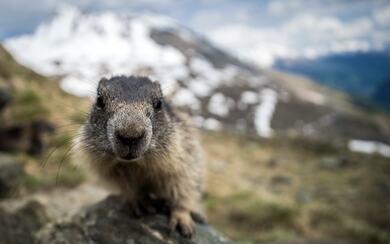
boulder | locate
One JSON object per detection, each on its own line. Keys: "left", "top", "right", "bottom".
{"left": 270, "top": 175, "right": 292, "bottom": 185}
{"left": 0, "top": 88, "right": 11, "bottom": 112}
{"left": 37, "top": 195, "right": 232, "bottom": 244}
{"left": 0, "top": 154, "right": 25, "bottom": 198}
{"left": 0, "top": 200, "right": 49, "bottom": 244}
{"left": 0, "top": 120, "right": 55, "bottom": 155}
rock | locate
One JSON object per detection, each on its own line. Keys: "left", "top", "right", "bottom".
{"left": 295, "top": 189, "right": 315, "bottom": 204}
{"left": 268, "top": 238, "right": 356, "bottom": 244}
{"left": 0, "top": 200, "right": 49, "bottom": 244}
{"left": 267, "top": 158, "right": 280, "bottom": 168}
{"left": 270, "top": 175, "right": 292, "bottom": 185}
{"left": 37, "top": 195, "right": 232, "bottom": 244}
{"left": 0, "top": 154, "right": 25, "bottom": 198}
{"left": 31, "top": 183, "right": 109, "bottom": 220}
{"left": 0, "top": 183, "right": 107, "bottom": 244}
{"left": 0, "top": 88, "right": 11, "bottom": 112}
{"left": 0, "top": 120, "right": 55, "bottom": 155}
{"left": 377, "top": 181, "right": 390, "bottom": 195}
{"left": 0, "top": 185, "right": 230, "bottom": 244}
{"left": 318, "top": 157, "right": 349, "bottom": 170}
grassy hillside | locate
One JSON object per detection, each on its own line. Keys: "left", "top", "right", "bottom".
{"left": 0, "top": 44, "right": 89, "bottom": 191}
{"left": 202, "top": 132, "right": 390, "bottom": 243}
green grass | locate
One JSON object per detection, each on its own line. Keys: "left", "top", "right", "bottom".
{"left": 18, "top": 164, "right": 84, "bottom": 192}
{"left": 0, "top": 44, "right": 88, "bottom": 195}
{"left": 9, "top": 89, "right": 49, "bottom": 123}
{"left": 225, "top": 192, "right": 298, "bottom": 229}
{"left": 205, "top": 191, "right": 300, "bottom": 242}
{"left": 0, "top": 45, "right": 44, "bottom": 82}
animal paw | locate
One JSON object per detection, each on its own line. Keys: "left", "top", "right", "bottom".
{"left": 191, "top": 211, "right": 208, "bottom": 225}
{"left": 128, "top": 198, "right": 160, "bottom": 218}
{"left": 169, "top": 209, "right": 194, "bottom": 238}
{"left": 129, "top": 202, "right": 144, "bottom": 218}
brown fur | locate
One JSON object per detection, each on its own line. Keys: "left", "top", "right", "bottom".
{"left": 75, "top": 76, "right": 204, "bottom": 238}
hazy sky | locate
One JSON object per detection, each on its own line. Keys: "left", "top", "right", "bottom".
{"left": 1, "top": 0, "right": 389, "bottom": 66}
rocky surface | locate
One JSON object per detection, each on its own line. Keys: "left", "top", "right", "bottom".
{"left": 0, "top": 88, "right": 11, "bottom": 111}
{"left": 0, "top": 183, "right": 107, "bottom": 244}
{"left": 0, "top": 200, "right": 49, "bottom": 244}
{"left": 0, "top": 184, "right": 231, "bottom": 244}
{"left": 0, "top": 154, "right": 25, "bottom": 198}
{"left": 36, "top": 195, "right": 231, "bottom": 244}
{"left": 0, "top": 120, "right": 55, "bottom": 154}
{"left": 0, "top": 76, "right": 55, "bottom": 155}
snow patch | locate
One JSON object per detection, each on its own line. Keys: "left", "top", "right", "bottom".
{"left": 60, "top": 76, "right": 96, "bottom": 97}
{"left": 188, "top": 79, "right": 213, "bottom": 97}
{"left": 192, "top": 116, "right": 222, "bottom": 131}
{"left": 190, "top": 57, "right": 221, "bottom": 84}
{"left": 254, "top": 89, "right": 278, "bottom": 138}
{"left": 188, "top": 57, "right": 238, "bottom": 97}
{"left": 208, "top": 93, "right": 231, "bottom": 117}
{"left": 172, "top": 89, "right": 200, "bottom": 110}
{"left": 348, "top": 140, "right": 390, "bottom": 158}
{"left": 240, "top": 91, "right": 258, "bottom": 104}
{"left": 192, "top": 116, "right": 205, "bottom": 128}
{"left": 203, "top": 118, "right": 222, "bottom": 131}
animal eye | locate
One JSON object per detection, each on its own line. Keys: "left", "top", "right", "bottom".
{"left": 153, "top": 99, "right": 162, "bottom": 111}
{"left": 96, "top": 96, "right": 105, "bottom": 109}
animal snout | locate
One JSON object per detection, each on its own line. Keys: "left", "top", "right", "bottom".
{"left": 115, "top": 130, "right": 145, "bottom": 146}
{"left": 109, "top": 111, "right": 151, "bottom": 160}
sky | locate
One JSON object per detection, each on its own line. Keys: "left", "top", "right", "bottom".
{"left": 1, "top": 0, "right": 390, "bottom": 67}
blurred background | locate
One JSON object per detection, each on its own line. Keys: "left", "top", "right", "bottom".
{"left": 0, "top": 0, "right": 389, "bottom": 243}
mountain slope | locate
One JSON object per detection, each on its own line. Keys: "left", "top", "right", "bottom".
{"left": 4, "top": 6, "right": 390, "bottom": 146}
{"left": 1, "top": 44, "right": 390, "bottom": 244}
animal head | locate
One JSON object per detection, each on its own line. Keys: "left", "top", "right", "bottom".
{"left": 83, "top": 76, "right": 171, "bottom": 162}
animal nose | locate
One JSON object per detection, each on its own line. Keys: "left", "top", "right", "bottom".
{"left": 116, "top": 131, "right": 145, "bottom": 146}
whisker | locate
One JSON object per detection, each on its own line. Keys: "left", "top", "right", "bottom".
{"left": 55, "top": 123, "right": 84, "bottom": 130}
{"left": 55, "top": 141, "right": 78, "bottom": 185}
{"left": 40, "top": 130, "right": 81, "bottom": 168}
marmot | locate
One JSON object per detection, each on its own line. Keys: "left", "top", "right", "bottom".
{"left": 76, "top": 75, "right": 205, "bottom": 238}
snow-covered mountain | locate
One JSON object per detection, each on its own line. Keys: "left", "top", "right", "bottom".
{"left": 4, "top": 6, "right": 390, "bottom": 152}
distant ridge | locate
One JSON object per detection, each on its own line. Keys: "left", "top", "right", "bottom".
{"left": 275, "top": 51, "right": 390, "bottom": 110}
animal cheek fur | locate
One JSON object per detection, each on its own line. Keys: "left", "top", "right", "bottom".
{"left": 106, "top": 119, "right": 116, "bottom": 147}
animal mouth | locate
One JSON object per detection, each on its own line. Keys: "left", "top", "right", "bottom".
{"left": 117, "top": 153, "right": 143, "bottom": 162}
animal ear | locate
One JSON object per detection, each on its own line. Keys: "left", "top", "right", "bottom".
{"left": 152, "top": 81, "right": 162, "bottom": 91}
{"left": 100, "top": 77, "right": 108, "bottom": 83}
{"left": 97, "top": 77, "right": 108, "bottom": 91}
